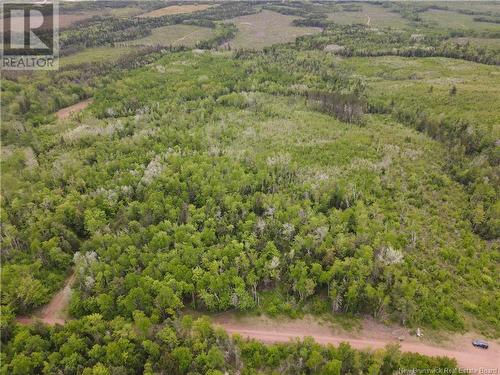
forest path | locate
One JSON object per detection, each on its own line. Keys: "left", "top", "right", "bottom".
{"left": 56, "top": 98, "right": 93, "bottom": 120}
{"left": 174, "top": 30, "right": 201, "bottom": 44}
{"left": 212, "top": 314, "right": 500, "bottom": 369}
{"left": 17, "top": 272, "right": 76, "bottom": 326}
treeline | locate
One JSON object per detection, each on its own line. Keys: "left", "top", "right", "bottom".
{"left": 59, "top": 0, "right": 164, "bottom": 13}
{"left": 400, "top": 2, "right": 500, "bottom": 18}
{"left": 293, "top": 15, "right": 330, "bottom": 29}
{"left": 196, "top": 23, "right": 237, "bottom": 50}
{"left": 294, "top": 24, "right": 500, "bottom": 66}
{"left": 262, "top": 4, "right": 309, "bottom": 17}
{"left": 261, "top": 2, "right": 326, "bottom": 18}
{"left": 385, "top": 2, "right": 500, "bottom": 29}
{"left": 306, "top": 90, "right": 366, "bottom": 123}
{"left": 331, "top": 44, "right": 500, "bottom": 66}
{"left": 0, "top": 314, "right": 457, "bottom": 374}
{"left": 473, "top": 16, "right": 500, "bottom": 24}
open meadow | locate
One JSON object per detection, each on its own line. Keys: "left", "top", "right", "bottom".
{"left": 327, "top": 3, "right": 410, "bottom": 28}
{"left": 58, "top": 46, "right": 137, "bottom": 66}
{"left": 421, "top": 9, "right": 500, "bottom": 32}
{"left": 225, "top": 10, "right": 321, "bottom": 49}
{"left": 128, "top": 24, "right": 216, "bottom": 47}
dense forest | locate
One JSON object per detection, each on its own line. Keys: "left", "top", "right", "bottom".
{"left": 1, "top": 1, "right": 499, "bottom": 373}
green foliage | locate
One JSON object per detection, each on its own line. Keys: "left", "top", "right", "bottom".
{"left": 0, "top": 316, "right": 456, "bottom": 374}
{"left": 295, "top": 23, "right": 500, "bottom": 65}
{"left": 59, "top": 2, "right": 257, "bottom": 52}
{"left": 2, "top": 49, "right": 499, "bottom": 335}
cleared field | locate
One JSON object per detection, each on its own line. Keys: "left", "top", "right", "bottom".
{"left": 138, "top": 4, "right": 213, "bottom": 18}
{"left": 128, "top": 24, "right": 215, "bottom": 47}
{"left": 107, "top": 6, "right": 144, "bottom": 18}
{"left": 340, "top": 56, "right": 500, "bottom": 137}
{"left": 59, "top": 47, "right": 135, "bottom": 66}
{"left": 327, "top": 3, "right": 409, "bottom": 28}
{"left": 421, "top": 9, "right": 500, "bottom": 32}
{"left": 226, "top": 10, "right": 321, "bottom": 50}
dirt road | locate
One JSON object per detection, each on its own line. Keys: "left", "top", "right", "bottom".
{"left": 15, "top": 277, "right": 499, "bottom": 369}
{"left": 213, "top": 314, "right": 500, "bottom": 369}
{"left": 17, "top": 273, "right": 76, "bottom": 326}
{"left": 56, "top": 99, "right": 92, "bottom": 120}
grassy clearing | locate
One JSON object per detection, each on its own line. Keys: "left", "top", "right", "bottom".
{"left": 432, "top": 1, "right": 500, "bottom": 13}
{"left": 327, "top": 3, "right": 410, "bottom": 28}
{"left": 58, "top": 46, "right": 136, "bottom": 66}
{"left": 128, "top": 24, "right": 216, "bottom": 47}
{"left": 107, "top": 6, "right": 144, "bottom": 18}
{"left": 138, "top": 4, "right": 213, "bottom": 18}
{"left": 216, "top": 94, "right": 449, "bottom": 191}
{"left": 225, "top": 10, "right": 321, "bottom": 49}
{"left": 340, "top": 56, "right": 500, "bottom": 136}
{"left": 421, "top": 9, "right": 500, "bottom": 32}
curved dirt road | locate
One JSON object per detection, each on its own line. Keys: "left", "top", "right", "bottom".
{"left": 16, "top": 278, "right": 499, "bottom": 369}
{"left": 17, "top": 273, "right": 76, "bottom": 326}
{"left": 56, "top": 99, "right": 93, "bottom": 120}
{"left": 213, "top": 314, "right": 500, "bottom": 369}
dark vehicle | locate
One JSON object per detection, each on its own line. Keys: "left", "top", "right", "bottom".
{"left": 472, "top": 340, "right": 489, "bottom": 349}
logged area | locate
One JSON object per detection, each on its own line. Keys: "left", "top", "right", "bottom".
{"left": 1, "top": 1, "right": 499, "bottom": 374}
{"left": 225, "top": 10, "right": 322, "bottom": 49}
{"left": 128, "top": 24, "right": 216, "bottom": 47}
{"left": 327, "top": 3, "right": 410, "bottom": 28}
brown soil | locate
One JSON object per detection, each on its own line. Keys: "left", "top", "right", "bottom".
{"left": 17, "top": 273, "right": 76, "bottom": 326}
{"left": 56, "top": 98, "right": 92, "bottom": 120}
{"left": 212, "top": 314, "right": 500, "bottom": 369}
